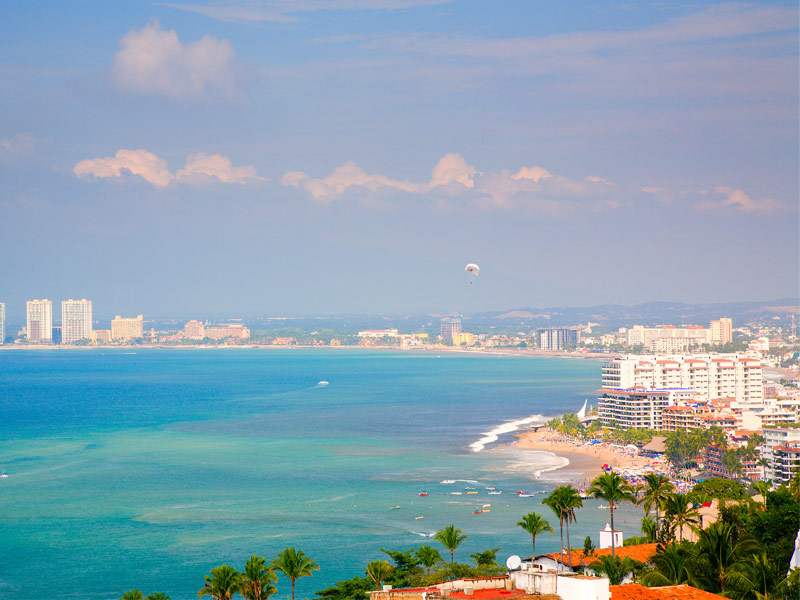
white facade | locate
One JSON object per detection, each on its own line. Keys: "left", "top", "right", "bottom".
{"left": 111, "top": 315, "right": 143, "bottom": 341}
{"left": 26, "top": 299, "right": 53, "bottom": 343}
{"left": 762, "top": 427, "right": 800, "bottom": 482}
{"left": 601, "top": 354, "right": 763, "bottom": 406}
{"left": 61, "top": 299, "right": 93, "bottom": 344}
{"left": 598, "top": 388, "right": 697, "bottom": 430}
{"left": 598, "top": 523, "right": 623, "bottom": 549}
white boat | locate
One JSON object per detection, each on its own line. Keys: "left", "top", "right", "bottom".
{"left": 450, "top": 492, "right": 463, "bottom": 495}
{"left": 318, "top": 381, "right": 329, "bottom": 386}
{"left": 488, "top": 491, "right": 502, "bottom": 495}
{"left": 0, "top": 472, "right": 7, "bottom": 478}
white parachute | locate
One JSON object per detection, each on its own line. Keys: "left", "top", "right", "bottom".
{"left": 465, "top": 263, "right": 480, "bottom": 284}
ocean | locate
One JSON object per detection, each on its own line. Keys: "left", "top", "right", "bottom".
{"left": 0, "top": 349, "right": 642, "bottom": 600}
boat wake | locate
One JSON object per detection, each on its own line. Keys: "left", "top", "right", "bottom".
{"left": 470, "top": 414, "right": 544, "bottom": 452}
{"left": 411, "top": 531, "right": 435, "bottom": 538}
{"left": 439, "top": 479, "right": 480, "bottom": 485}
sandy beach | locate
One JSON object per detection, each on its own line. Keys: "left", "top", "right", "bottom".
{"left": 514, "top": 427, "right": 668, "bottom": 486}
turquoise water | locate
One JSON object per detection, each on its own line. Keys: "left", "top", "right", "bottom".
{"left": 0, "top": 349, "right": 642, "bottom": 600}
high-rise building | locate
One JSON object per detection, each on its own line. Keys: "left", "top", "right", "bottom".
{"left": 111, "top": 315, "right": 143, "bottom": 341}
{"left": 61, "top": 299, "right": 93, "bottom": 344}
{"left": 710, "top": 318, "right": 733, "bottom": 344}
{"left": 440, "top": 317, "right": 461, "bottom": 341}
{"left": 26, "top": 299, "right": 53, "bottom": 343}
{"left": 184, "top": 320, "right": 205, "bottom": 339}
{"left": 0, "top": 302, "right": 5, "bottom": 344}
{"left": 537, "top": 327, "right": 579, "bottom": 351}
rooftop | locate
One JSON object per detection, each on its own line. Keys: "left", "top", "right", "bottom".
{"left": 610, "top": 584, "right": 726, "bottom": 599}
{"left": 535, "top": 542, "right": 659, "bottom": 567}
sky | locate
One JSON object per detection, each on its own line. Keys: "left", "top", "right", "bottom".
{"left": 0, "top": 0, "right": 798, "bottom": 320}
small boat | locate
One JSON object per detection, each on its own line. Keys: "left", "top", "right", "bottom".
{"left": 465, "top": 491, "right": 478, "bottom": 495}
{"left": 318, "top": 381, "right": 329, "bottom": 386}
{"left": 390, "top": 506, "right": 400, "bottom": 510}
{"left": 472, "top": 509, "right": 490, "bottom": 514}
{"left": 415, "top": 515, "right": 424, "bottom": 520}
{"left": 0, "top": 472, "right": 7, "bottom": 478}
{"left": 450, "top": 492, "right": 463, "bottom": 495}
{"left": 518, "top": 494, "right": 533, "bottom": 498}
{"left": 482, "top": 504, "right": 491, "bottom": 508}
{"left": 485, "top": 487, "right": 496, "bottom": 490}
{"left": 464, "top": 487, "right": 476, "bottom": 491}
{"left": 598, "top": 505, "right": 609, "bottom": 509}
{"left": 488, "top": 491, "right": 502, "bottom": 495}
{"left": 441, "top": 480, "right": 456, "bottom": 484}
{"left": 418, "top": 492, "right": 429, "bottom": 496}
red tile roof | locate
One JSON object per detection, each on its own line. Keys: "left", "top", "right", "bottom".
{"left": 538, "top": 543, "right": 659, "bottom": 567}
{"left": 610, "top": 584, "right": 726, "bottom": 599}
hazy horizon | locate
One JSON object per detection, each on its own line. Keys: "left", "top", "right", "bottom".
{"left": 1, "top": 1, "right": 798, "bottom": 317}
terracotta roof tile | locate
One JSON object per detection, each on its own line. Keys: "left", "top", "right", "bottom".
{"left": 610, "top": 584, "right": 726, "bottom": 599}
{"left": 538, "top": 543, "right": 659, "bottom": 567}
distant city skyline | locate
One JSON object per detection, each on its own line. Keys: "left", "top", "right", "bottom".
{"left": 1, "top": 1, "right": 797, "bottom": 315}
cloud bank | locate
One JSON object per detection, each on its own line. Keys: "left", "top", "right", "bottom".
{"left": 74, "top": 149, "right": 264, "bottom": 187}
{"left": 112, "top": 20, "right": 245, "bottom": 102}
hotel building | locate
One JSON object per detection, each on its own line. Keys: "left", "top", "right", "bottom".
{"left": 626, "top": 318, "right": 733, "bottom": 350}
{"left": 597, "top": 388, "right": 697, "bottom": 430}
{"left": 184, "top": 320, "right": 205, "bottom": 339}
{"left": 537, "top": 327, "right": 579, "bottom": 351}
{"left": 440, "top": 317, "right": 461, "bottom": 341}
{"left": 26, "top": 299, "right": 53, "bottom": 343}
{"left": 203, "top": 324, "right": 250, "bottom": 340}
{"left": 762, "top": 427, "right": 800, "bottom": 483}
{"left": 601, "top": 354, "right": 763, "bottom": 406}
{"left": 111, "top": 315, "right": 143, "bottom": 341}
{"left": 61, "top": 299, "right": 93, "bottom": 344}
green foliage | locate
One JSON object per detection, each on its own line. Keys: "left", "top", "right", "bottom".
{"left": 121, "top": 591, "right": 143, "bottom": 600}
{"left": 589, "top": 555, "right": 640, "bottom": 585}
{"left": 691, "top": 522, "right": 761, "bottom": 595}
{"left": 582, "top": 535, "right": 595, "bottom": 558}
{"left": 688, "top": 478, "right": 748, "bottom": 503}
{"left": 543, "top": 485, "right": 583, "bottom": 569}
{"left": 590, "top": 472, "right": 636, "bottom": 557}
{"left": 469, "top": 548, "right": 501, "bottom": 571}
{"left": 272, "top": 548, "right": 320, "bottom": 600}
{"left": 414, "top": 546, "right": 443, "bottom": 574}
{"left": 315, "top": 576, "right": 372, "bottom": 600}
{"left": 198, "top": 565, "right": 242, "bottom": 600}
{"left": 434, "top": 525, "right": 468, "bottom": 563}
{"left": 365, "top": 560, "right": 394, "bottom": 590}
{"left": 517, "top": 512, "right": 553, "bottom": 558}
{"left": 743, "top": 487, "right": 800, "bottom": 578}
{"left": 144, "top": 594, "right": 171, "bottom": 600}
{"left": 641, "top": 542, "right": 694, "bottom": 587}
{"left": 241, "top": 555, "right": 278, "bottom": 600}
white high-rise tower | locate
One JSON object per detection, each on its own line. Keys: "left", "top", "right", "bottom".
{"left": 26, "top": 299, "right": 53, "bottom": 343}
{"left": 61, "top": 299, "right": 93, "bottom": 344}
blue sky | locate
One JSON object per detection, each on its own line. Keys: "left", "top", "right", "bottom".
{"left": 0, "top": 1, "right": 797, "bottom": 319}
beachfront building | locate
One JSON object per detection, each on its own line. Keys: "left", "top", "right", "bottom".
{"left": 762, "top": 427, "right": 800, "bottom": 483}
{"left": 61, "top": 299, "right": 92, "bottom": 344}
{"left": 26, "top": 299, "right": 53, "bottom": 343}
{"left": 91, "top": 329, "right": 111, "bottom": 344}
{"left": 184, "top": 320, "right": 204, "bottom": 339}
{"left": 601, "top": 354, "right": 763, "bottom": 406}
{"left": 440, "top": 317, "right": 461, "bottom": 341}
{"left": 111, "top": 315, "right": 143, "bottom": 341}
{"left": 537, "top": 327, "right": 579, "bottom": 351}
{"left": 358, "top": 329, "right": 400, "bottom": 339}
{"left": 625, "top": 318, "right": 732, "bottom": 350}
{"left": 597, "top": 388, "right": 697, "bottom": 430}
{"left": 204, "top": 324, "right": 250, "bottom": 340}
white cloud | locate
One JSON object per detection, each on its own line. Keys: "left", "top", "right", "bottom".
{"left": 281, "top": 154, "right": 617, "bottom": 214}
{"left": 112, "top": 19, "right": 244, "bottom": 102}
{"left": 160, "top": 1, "right": 452, "bottom": 23}
{"left": 74, "top": 149, "right": 173, "bottom": 187}
{"left": 176, "top": 152, "right": 265, "bottom": 184}
{"left": 695, "top": 186, "right": 785, "bottom": 213}
{"left": 0, "top": 132, "right": 49, "bottom": 154}
{"left": 73, "top": 148, "right": 263, "bottom": 187}
{"left": 281, "top": 160, "right": 417, "bottom": 202}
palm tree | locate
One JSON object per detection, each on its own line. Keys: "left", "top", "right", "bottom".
{"left": 757, "top": 458, "right": 770, "bottom": 482}
{"left": 640, "top": 543, "right": 693, "bottom": 587}
{"left": 198, "top": 565, "right": 242, "bottom": 600}
{"left": 639, "top": 473, "right": 674, "bottom": 536}
{"left": 543, "top": 485, "right": 583, "bottom": 570}
{"left": 692, "top": 522, "right": 760, "bottom": 595}
{"left": 753, "top": 481, "right": 770, "bottom": 507}
{"left": 722, "top": 449, "right": 744, "bottom": 482}
{"left": 517, "top": 512, "right": 553, "bottom": 559}
{"left": 272, "top": 548, "right": 320, "bottom": 600}
{"left": 664, "top": 492, "right": 700, "bottom": 543}
{"left": 415, "top": 546, "right": 442, "bottom": 574}
{"left": 434, "top": 525, "right": 467, "bottom": 563}
{"left": 365, "top": 560, "right": 394, "bottom": 590}
{"left": 122, "top": 591, "right": 143, "bottom": 600}
{"left": 588, "top": 555, "right": 639, "bottom": 585}
{"left": 590, "top": 472, "right": 636, "bottom": 558}
{"left": 145, "top": 594, "right": 171, "bottom": 600}
{"left": 241, "top": 555, "right": 277, "bottom": 600}
{"left": 641, "top": 516, "right": 657, "bottom": 543}
{"left": 725, "top": 552, "right": 776, "bottom": 600}
{"left": 708, "top": 426, "right": 728, "bottom": 449}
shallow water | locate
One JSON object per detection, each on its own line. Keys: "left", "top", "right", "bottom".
{"left": 0, "top": 349, "right": 642, "bottom": 600}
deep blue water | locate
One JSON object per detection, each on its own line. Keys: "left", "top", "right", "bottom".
{"left": 0, "top": 349, "right": 640, "bottom": 600}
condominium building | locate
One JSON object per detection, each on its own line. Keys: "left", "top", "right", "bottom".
{"left": 26, "top": 299, "right": 53, "bottom": 343}
{"left": 91, "top": 329, "right": 111, "bottom": 344}
{"left": 537, "top": 327, "right": 579, "bottom": 351}
{"left": 762, "top": 427, "right": 800, "bottom": 484}
{"left": 626, "top": 318, "right": 732, "bottom": 350}
{"left": 0, "top": 302, "right": 4, "bottom": 344}
{"left": 601, "top": 354, "right": 763, "bottom": 406}
{"left": 184, "top": 320, "right": 205, "bottom": 339}
{"left": 61, "top": 299, "right": 93, "bottom": 344}
{"left": 440, "top": 317, "right": 461, "bottom": 341}
{"left": 111, "top": 315, "right": 143, "bottom": 341}
{"left": 597, "top": 388, "right": 697, "bottom": 430}
{"left": 203, "top": 324, "right": 250, "bottom": 340}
